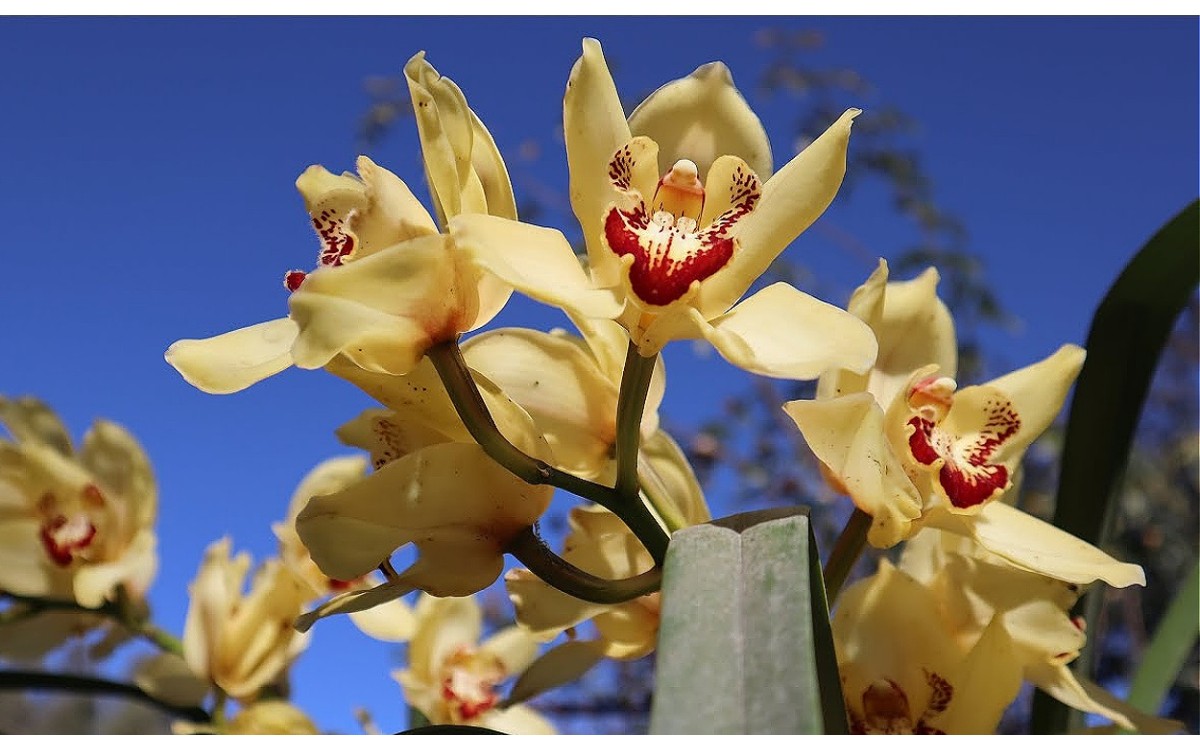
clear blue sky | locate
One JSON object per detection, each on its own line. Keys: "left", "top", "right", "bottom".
{"left": 1, "top": 17, "right": 1196, "bottom": 733}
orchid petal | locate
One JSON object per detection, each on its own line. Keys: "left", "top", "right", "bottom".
{"left": 410, "top": 594, "right": 483, "bottom": 680}
{"left": 696, "top": 108, "right": 859, "bottom": 318}
{"left": 982, "top": 344, "right": 1085, "bottom": 462}
{"left": 80, "top": 420, "right": 156, "bottom": 530}
{"left": 288, "top": 236, "right": 468, "bottom": 375}
{"left": 784, "top": 393, "right": 922, "bottom": 548}
{"left": 451, "top": 214, "right": 623, "bottom": 320}
{"left": 629, "top": 61, "right": 772, "bottom": 181}
{"left": 165, "top": 317, "right": 297, "bottom": 395}
{"left": 480, "top": 625, "right": 540, "bottom": 677}
{"left": 478, "top": 704, "right": 557, "bottom": 735}
{"left": 564, "top": 38, "right": 632, "bottom": 288}
{"left": 0, "top": 397, "right": 74, "bottom": 456}
{"left": 922, "top": 502, "right": 1146, "bottom": 587}
{"left": 346, "top": 597, "right": 418, "bottom": 643}
{"left": 646, "top": 282, "right": 876, "bottom": 379}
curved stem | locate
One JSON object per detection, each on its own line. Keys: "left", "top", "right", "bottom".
{"left": 614, "top": 341, "right": 656, "bottom": 497}
{"left": 822, "top": 508, "right": 872, "bottom": 601}
{"left": 506, "top": 526, "right": 662, "bottom": 604}
{"left": 2, "top": 592, "right": 184, "bottom": 658}
{"left": 0, "top": 670, "right": 211, "bottom": 724}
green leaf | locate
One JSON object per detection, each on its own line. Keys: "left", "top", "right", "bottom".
{"left": 1127, "top": 558, "right": 1200, "bottom": 718}
{"left": 648, "top": 507, "right": 846, "bottom": 734}
{"left": 1030, "top": 200, "right": 1199, "bottom": 733}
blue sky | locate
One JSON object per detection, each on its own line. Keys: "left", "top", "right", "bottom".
{"left": 1, "top": 17, "right": 1196, "bottom": 733}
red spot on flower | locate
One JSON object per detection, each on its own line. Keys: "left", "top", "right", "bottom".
{"left": 39, "top": 515, "right": 97, "bottom": 567}
{"left": 284, "top": 270, "right": 307, "bottom": 292}
{"left": 312, "top": 209, "right": 356, "bottom": 268}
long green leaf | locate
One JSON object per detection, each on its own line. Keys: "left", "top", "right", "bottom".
{"left": 1030, "top": 200, "right": 1199, "bottom": 733}
{"left": 649, "top": 507, "right": 846, "bottom": 734}
{"left": 1127, "top": 558, "right": 1200, "bottom": 717}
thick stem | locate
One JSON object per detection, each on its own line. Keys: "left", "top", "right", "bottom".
{"left": 822, "top": 508, "right": 872, "bottom": 601}
{"left": 0, "top": 670, "right": 211, "bottom": 724}
{"left": 614, "top": 341, "right": 657, "bottom": 497}
{"left": 506, "top": 526, "right": 662, "bottom": 604}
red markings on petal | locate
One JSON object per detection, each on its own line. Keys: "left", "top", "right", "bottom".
{"left": 39, "top": 514, "right": 97, "bottom": 567}
{"left": 312, "top": 208, "right": 356, "bottom": 268}
{"left": 284, "top": 270, "right": 308, "bottom": 292}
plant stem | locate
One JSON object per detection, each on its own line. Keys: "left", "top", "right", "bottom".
{"left": 614, "top": 341, "right": 657, "bottom": 497}
{"left": 822, "top": 508, "right": 872, "bottom": 601}
{"left": 0, "top": 670, "right": 211, "bottom": 723}
{"left": 506, "top": 526, "right": 662, "bottom": 604}
{"left": 1, "top": 592, "right": 184, "bottom": 658}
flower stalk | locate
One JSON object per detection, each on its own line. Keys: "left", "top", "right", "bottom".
{"left": 822, "top": 508, "right": 872, "bottom": 601}
{"left": 506, "top": 526, "right": 662, "bottom": 603}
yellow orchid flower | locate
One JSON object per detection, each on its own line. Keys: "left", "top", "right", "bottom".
{"left": 784, "top": 263, "right": 1144, "bottom": 588}
{"left": 834, "top": 557, "right": 1024, "bottom": 733}
{"left": 165, "top": 53, "right": 515, "bottom": 394}
{"left": 292, "top": 401, "right": 553, "bottom": 632}
{"left": 0, "top": 396, "right": 156, "bottom": 610}
{"left": 396, "top": 594, "right": 554, "bottom": 734}
{"left": 181, "top": 538, "right": 310, "bottom": 702}
{"left": 899, "top": 528, "right": 1177, "bottom": 734}
{"left": 451, "top": 38, "right": 876, "bottom": 381}
{"left": 271, "top": 455, "right": 416, "bottom": 642}
{"left": 173, "top": 701, "right": 319, "bottom": 735}
{"left": 506, "top": 431, "right": 710, "bottom": 660}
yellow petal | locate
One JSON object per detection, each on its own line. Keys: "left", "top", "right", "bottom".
{"left": 564, "top": 38, "right": 632, "bottom": 288}
{"left": 409, "top": 593, "right": 483, "bottom": 681}
{"left": 0, "top": 396, "right": 74, "bottom": 456}
{"left": 0, "top": 517, "right": 60, "bottom": 597}
{"left": 480, "top": 625, "right": 540, "bottom": 677}
{"left": 644, "top": 282, "right": 876, "bottom": 379}
{"left": 640, "top": 429, "right": 710, "bottom": 526}
{"left": 933, "top": 614, "right": 1022, "bottom": 734}
{"left": 784, "top": 393, "right": 922, "bottom": 548}
{"left": 982, "top": 344, "right": 1085, "bottom": 463}
{"left": 72, "top": 528, "right": 157, "bottom": 608}
{"left": 295, "top": 442, "right": 550, "bottom": 583}
{"left": 696, "top": 108, "right": 860, "bottom": 319}
{"left": 165, "top": 317, "right": 298, "bottom": 395}
{"left": 80, "top": 419, "right": 156, "bottom": 530}
{"left": 450, "top": 214, "right": 624, "bottom": 320}
{"left": 347, "top": 596, "right": 417, "bottom": 642}
{"left": 351, "top": 156, "right": 439, "bottom": 252}
{"left": 463, "top": 328, "right": 618, "bottom": 478}
{"left": 628, "top": 61, "right": 772, "bottom": 182}
{"left": 226, "top": 701, "right": 319, "bottom": 735}
{"left": 132, "top": 653, "right": 210, "bottom": 709}
{"left": 288, "top": 236, "right": 470, "bottom": 375}
{"left": 923, "top": 502, "right": 1146, "bottom": 587}
{"left": 506, "top": 567, "right": 611, "bottom": 642}
{"left": 294, "top": 576, "right": 416, "bottom": 634}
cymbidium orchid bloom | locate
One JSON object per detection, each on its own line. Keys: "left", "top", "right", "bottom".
{"left": 293, "top": 399, "right": 553, "bottom": 632}
{"left": 451, "top": 38, "right": 876, "bottom": 381}
{"left": 272, "top": 455, "right": 416, "bottom": 642}
{"left": 173, "top": 701, "right": 319, "bottom": 736}
{"left": 506, "top": 430, "right": 711, "bottom": 660}
{"left": 166, "top": 52, "right": 516, "bottom": 395}
{"left": 396, "top": 594, "right": 554, "bottom": 734}
{"left": 898, "top": 528, "right": 1179, "bottom": 733}
{"left": 182, "top": 538, "right": 311, "bottom": 701}
{"left": 784, "top": 263, "right": 1144, "bottom": 588}
{"left": 0, "top": 396, "right": 156, "bottom": 609}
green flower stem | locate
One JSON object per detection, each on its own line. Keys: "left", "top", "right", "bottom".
{"left": 614, "top": 341, "right": 657, "bottom": 498}
{"left": 506, "top": 526, "right": 662, "bottom": 604}
{"left": 822, "top": 508, "right": 872, "bottom": 601}
{"left": 427, "top": 339, "right": 670, "bottom": 564}
{"left": 1, "top": 592, "right": 184, "bottom": 659}
{"left": 0, "top": 669, "right": 211, "bottom": 724}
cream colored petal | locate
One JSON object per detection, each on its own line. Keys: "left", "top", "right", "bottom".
{"left": 461, "top": 243, "right": 516, "bottom": 334}
{"left": 696, "top": 108, "right": 860, "bottom": 319}
{"left": 347, "top": 593, "right": 417, "bottom": 642}
{"left": 784, "top": 394, "right": 922, "bottom": 548}
{"left": 165, "top": 317, "right": 297, "bottom": 395}
{"left": 296, "top": 442, "right": 550, "bottom": 582}
{"left": 0, "top": 396, "right": 73, "bottom": 455}
{"left": 410, "top": 593, "right": 483, "bottom": 681}
{"left": 450, "top": 214, "right": 624, "bottom": 320}
{"left": 640, "top": 429, "right": 710, "bottom": 525}
{"left": 564, "top": 38, "right": 632, "bottom": 288}
{"left": 80, "top": 419, "right": 156, "bottom": 530}
{"left": 463, "top": 328, "right": 617, "bottom": 478}
{"left": 983, "top": 344, "right": 1085, "bottom": 462}
{"left": 133, "top": 653, "right": 210, "bottom": 708}
{"left": 352, "top": 155, "right": 439, "bottom": 252}
{"left": 629, "top": 60, "right": 771, "bottom": 181}
{"left": 593, "top": 603, "right": 660, "bottom": 660}
{"left": 644, "top": 283, "right": 876, "bottom": 379}
{"left": 226, "top": 701, "right": 319, "bottom": 735}
{"left": 481, "top": 625, "right": 540, "bottom": 677}
{"left": 281, "top": 455, "right": 369, "bottom": 528}
{"left": 933, "top": 615, "right": 1022, "bottom": 734}
{"left": 405, "top": 52, "right": 476, "bottom": 222}
{"left": 73, "top": 528, "right": 157, "bottom": 608}
{"left": 1026, "top": 661, "right": 1137, "bottom": 730}
{"left": 288, "top": 236, "right": 466, "bottom": 374}
{"left": 922, "top": 502, "right": 1146, "bottom": 587}
{"left": 816, "top": 259, "right": 888, "bottom": 402}
{"left": 505, "top": 567, "right": 611, "bottom": 642}
{"left": 565, "top": 313, "right": 663, "bottom": 437}
{"left": 477, "top": 704, "right": 557, "bottom": 735}
{"left": 0, "top": 518, "right": 58, "bottom": 597}
{"left": 326, "top": 357, "right": 472, "bottom": 445}
{"left": 183, "top": 538, "right": 249, "bottom": 683}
